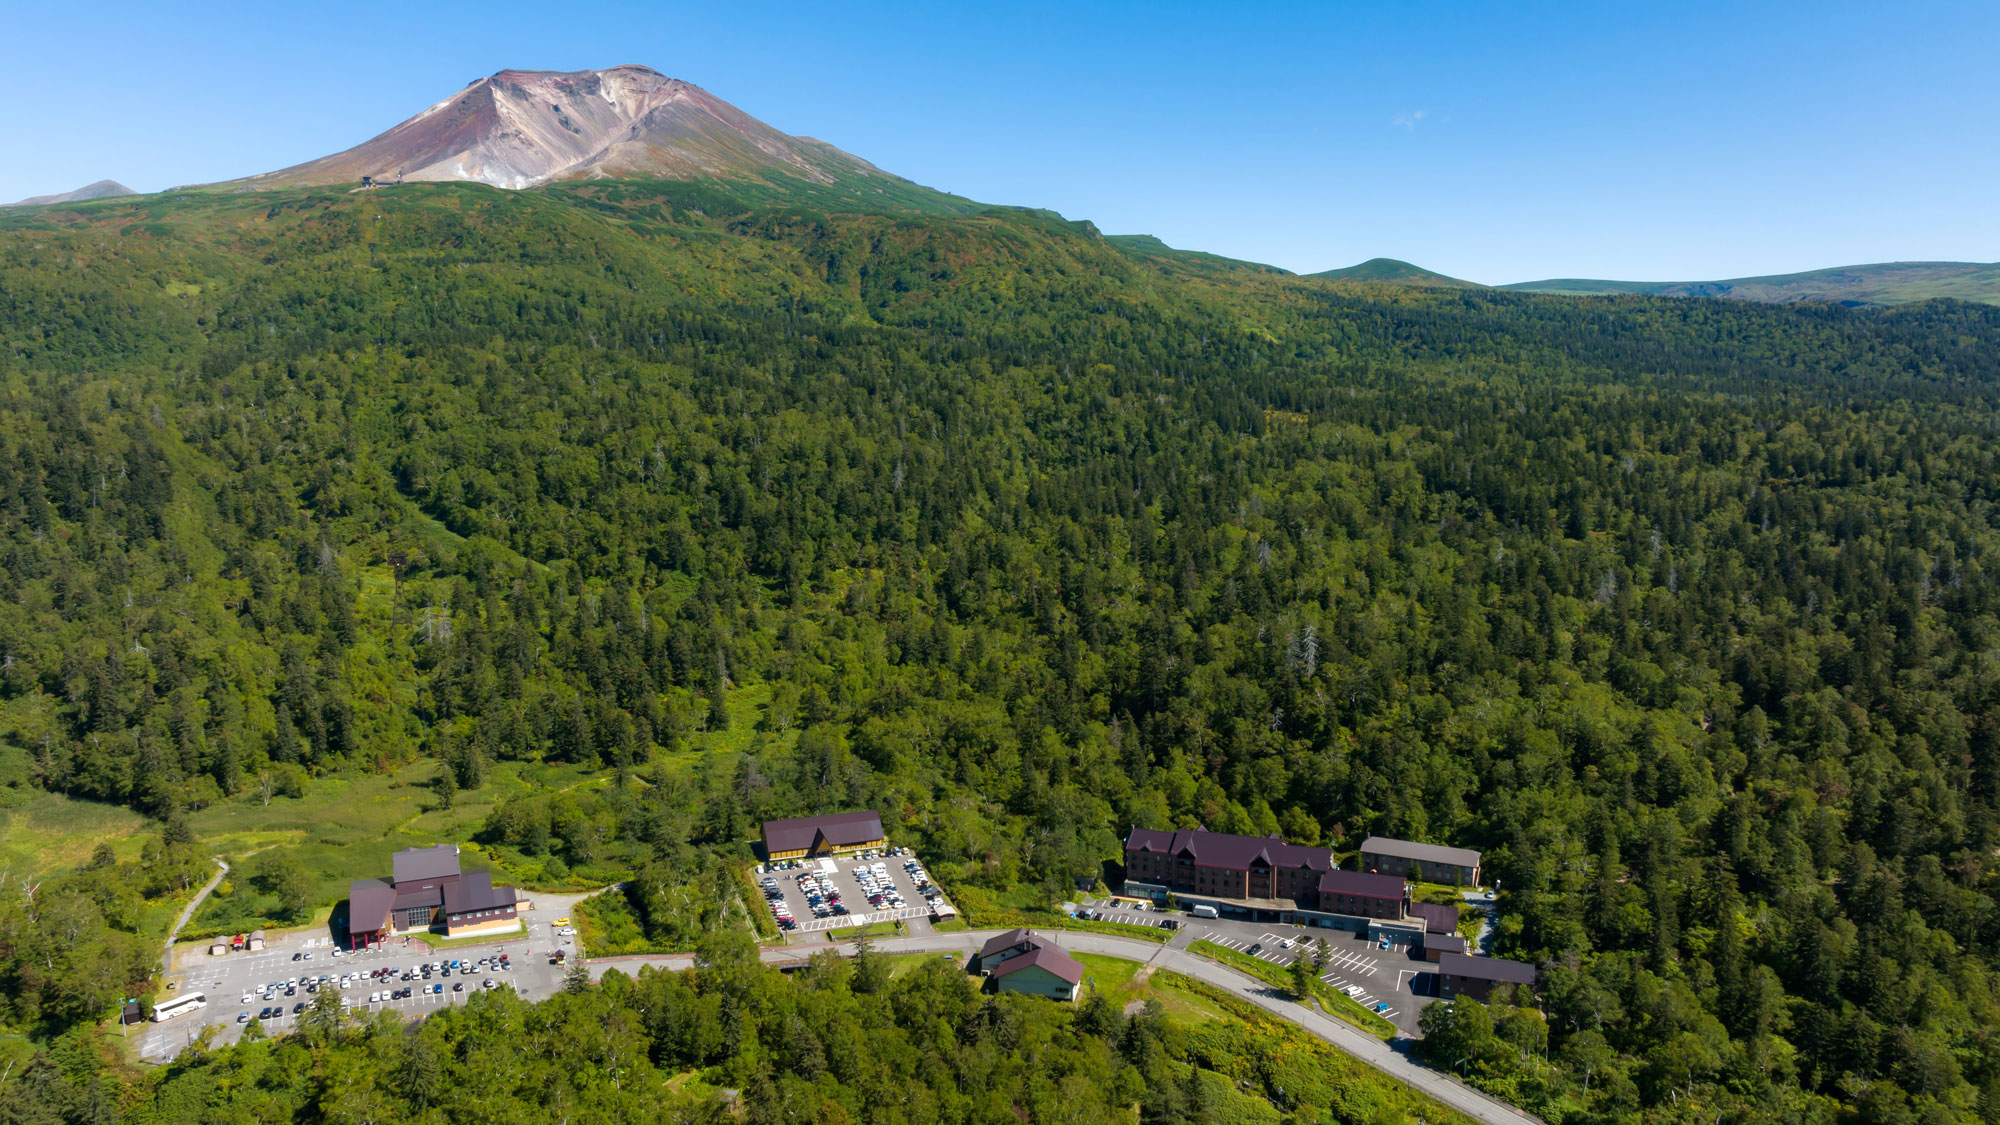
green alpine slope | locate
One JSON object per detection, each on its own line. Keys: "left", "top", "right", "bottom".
{"left": 1502, "top": 259, "right": 2000, "bottom": 306}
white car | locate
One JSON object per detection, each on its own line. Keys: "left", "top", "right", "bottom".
{"left": 240, "top": 993, "right": 252, "bottom": 1004}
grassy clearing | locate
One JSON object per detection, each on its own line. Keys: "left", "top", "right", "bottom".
{"left": 885, "top": 952, "right": 959, "bottom": 980}
{"left": 1072, "top": 953, "right": 1231, "bottom": 1023}
{"left": 182, "top": 757, "right": 636, "bottom": 938}
{"left": 0, "top": 791, "right": 150, "bottom": 877}
{"left": 1187, "top": 940, "right": 1399, "bottom": 1039}
{"left": 946, "top": 884, "right": 1173, "bottom": 945}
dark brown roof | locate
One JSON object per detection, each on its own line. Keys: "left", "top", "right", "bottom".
{"left": 988, "top": 943, "right": 1083, "bottom": 985}
{"left": 1437, "top": 952, "right": 1537, "bottom": 985}
{"left": 394, "top": 885, "right": 444, "bottom": 910}
{"left": 1124, "top": 827, "right": 1335, "bottom": 873}
{"left": 393, "top": 844, "right": 462, "bottom": 885}
{"left": 1410, "top": 902, "right": 1461, "bottom": 934}
{"left": 979, "top": 928, "right": 1033, "bottom": 960}
{"left": 1424, "top": 933, "right": 1469, "bottom": 954}
{"left": 443, "top": 869, "right": 518, "bottom": 915}
{"left": 348, "top": 878, "right": 396, "bottom": 932}
{"left": 761, "top": 810, "right": 884, "bottom": 854}
{"left": 1318, "top": 869, "right": 1407, "bottom": 899}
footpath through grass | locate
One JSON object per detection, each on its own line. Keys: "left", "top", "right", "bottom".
{"left": 1188, "top": 940, "right": 1400, "bottom": 1039}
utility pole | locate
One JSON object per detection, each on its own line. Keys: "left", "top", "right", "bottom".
{"left": 387, "top": 552, "right": 409, "bottom": 631}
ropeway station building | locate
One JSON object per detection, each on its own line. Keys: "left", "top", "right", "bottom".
{"left": 344, "top": 844, "right": 524, "bottom": 949}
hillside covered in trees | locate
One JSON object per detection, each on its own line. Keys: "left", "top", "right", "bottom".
{"left": 1, "top": 179, "right": 1999, "bottom": 1124}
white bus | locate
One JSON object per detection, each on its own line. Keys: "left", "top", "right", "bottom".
{"left": 150, "top": 993, "right": 207, "bottom": 1022}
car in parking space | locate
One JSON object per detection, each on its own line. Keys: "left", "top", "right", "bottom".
{"left": 432, "top": 983, "right": 443, "bottom": 994}
{"left": 237, "top": 1011, "right": 249, "bottom": 1023}
{"left": 452, "top": 982, "right": 464, "bottom": 992}
{"left": 240, "top": 993, "right": 252, "bottom": 1004}
{"left": 1246, "top": 943, "right": 1263, "bottom": 956}
{"left": 292, "top": 1002, "right": 305, "bottom": 1014}
{"left": 292, "top": 952, "right": 302, "bottom": 961}
{"left": 483, "top": 978, "right": 495, "bottom": 989}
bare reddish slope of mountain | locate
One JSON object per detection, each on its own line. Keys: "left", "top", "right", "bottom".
{"left": 244, "top": 65, "right": 897, "bottom": 191}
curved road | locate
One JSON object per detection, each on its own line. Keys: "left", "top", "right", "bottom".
{"left": 590, "top": 928, "right": 1540, "bottom": 1125}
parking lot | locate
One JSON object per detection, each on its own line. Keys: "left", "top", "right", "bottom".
{"left": 1087, "top": 899, "right": 1437, "bottom": 1036}
{"left": 137, "top": 901, "right": 581, "bottom": 1062}
{"left": 758, "top": 847, "right": 954, "bottom": 936}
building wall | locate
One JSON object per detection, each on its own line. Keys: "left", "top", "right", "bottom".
{"left": 1123, "top": 849, "right": 1321, "bottom": 907}
{"left": 768, "top": 836, "right": 885, "bottom": 861}
{"left": 393, "top": 907, "right": 438, "bottom": 934}
{"left": 1436, "top": 973, "right": 1495, "bottom": 1001}
{"left": 1362, "top": 851, "right": 1479, "bottom": 886}
{"left": 446, "top": 914, "right": 524, "bottom": 938}
{"left": 994, "top": 966, "right": 1078, "bottom": 1001}
{"left": 1317, "top": 890, "right": 1404, "bottom": 920}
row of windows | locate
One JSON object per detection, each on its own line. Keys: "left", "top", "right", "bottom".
{"left": 452, "top": 906, "right": 515, "bottom": 922}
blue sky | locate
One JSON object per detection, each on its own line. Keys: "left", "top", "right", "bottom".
{"left": 5, "top": 0, "right": 1995, "bottom": 282}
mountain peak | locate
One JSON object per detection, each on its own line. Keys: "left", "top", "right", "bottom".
{"left": 1309, "top": 257, "right": 1479, "bottom": 287}
{"left": 242, "top": 65, "right": 894, "bottom": 193}
{"left": 4, "top": 179, "right": 137, "bottom": 208}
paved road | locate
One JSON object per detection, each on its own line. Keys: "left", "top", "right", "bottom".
{"left": 1461, "top": 890, "right": 1498, "bottom": 954}
{"left": 160, "top": 858, "right": 228, "bottom": 979}
{"left": 590, "top": 928, "right": 1540, "bottom": 1125}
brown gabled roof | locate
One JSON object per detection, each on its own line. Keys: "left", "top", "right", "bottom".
{"left": 393, "top": 844, "right": 461, "bottom": 885}
{"left": 1437, "top": 952, "right": 1537, "bottom": 985}
{"left": 762, "top": 810, "right": 885, "bottom": 854}
{"left": 348, "top": 878, "right": 396, "bottom": 932}
{"left": 443, "top": 869, "right": 518, "bottom": 915}
{"left": 979, "top": 927, "right": 1034, "bottom": 960}
{"left": 1410, "top": 902, "right": 1461, "bottom": 934}
{"left": 988, "top": 943, "right": 1083, "bottom": 986}
{"left": 1318, "top": 869, "right": 1407, "bottom": 900}
{"left": 1124, "top": 827, "right": 1335, "bottom": 873}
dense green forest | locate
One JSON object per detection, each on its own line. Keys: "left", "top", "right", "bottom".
{"left": 1, "top": 179, "right": 1999, "bottom": 1124}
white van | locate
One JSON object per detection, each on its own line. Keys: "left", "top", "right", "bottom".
{"left": 1190, "top": 904, "right": 1219, "bottom": 919}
